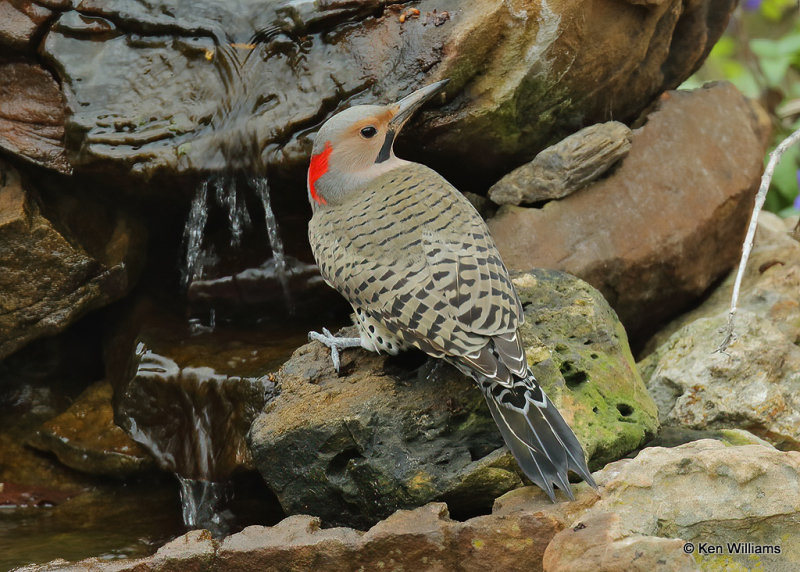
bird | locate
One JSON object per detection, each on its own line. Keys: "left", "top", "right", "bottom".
{"left": 306, "top": 79, "right": 596, "bottom": 501}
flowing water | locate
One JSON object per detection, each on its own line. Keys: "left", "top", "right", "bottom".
{"left": 251, "top": 176, "right": 293, "bottom": 311}
{"left": 177, "top": 477, "right": 233, "bottom": 538}
{"left": 181, "top": 179, "right": 210, "bottom": 289}
{"left": 180, "top": 174, "right": 293, "bottom": 314}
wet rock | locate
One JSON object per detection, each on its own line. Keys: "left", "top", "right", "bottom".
{"left": 28, "top": 381, "right": 155, "bottom": 478}
{"left": 187, "top": 256, "right": 343, "bottom": 323}
{"left": 107, "top": 301, "right": 295, "bottom": 481}
{"left": 640, "top": 212, "right": 800, "bottom": 450}
{"left": 0, "top": 1, "right": 54, "bottom": 51}
{"left": 487, "top": 122, "right": 633, "bottom": 206}
{"left": 0, "top": 60, "right": 70, "bottom": 173}
{"left": 31, "top": 440, "right": 799, "bottom": 572}
{"left": 249, "top": 269, "right": 658, "bottom": 528}
{"left": 0, "top": 160, "right": 144, "bottom": 360}
{"left": 488, "top": 83, "right": 768, "bottom": 341}
{"left": 0, "top": 481, "right": 75, "bottom": 508}
{"left": 27, "top": 0, "right": 733, "bottom": 186}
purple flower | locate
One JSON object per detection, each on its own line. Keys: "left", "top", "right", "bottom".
{"left": 743, "top": 0, "right": 762, "bottom": 10}
{"left": 795, "top": 170, "right": 800, "bottom": 210}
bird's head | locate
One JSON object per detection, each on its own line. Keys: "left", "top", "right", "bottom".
{"left": 307, "top": 79, "right": 449, "bottom": 208}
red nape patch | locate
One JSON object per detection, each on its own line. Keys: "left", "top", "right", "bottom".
{"left": 308, "top": 141, "right": 333, "bottom": 205}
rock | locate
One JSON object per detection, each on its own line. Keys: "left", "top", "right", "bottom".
{"left": 186, "top": 256, "right": 343, "bottom": 323}
{"left": 513, "top": 270, "right": 659, "bottom": 466}
{"left": 555, "top": 440, "right": 800, "bottom": 571}
{"left": 249, "top": 269, "right": 658, "bottom": 528}
{"left": 0, "top": 61, "right": 70, "bottom": 173}
{"left": 0, "top": 1, "right": 54, "bottom": 51}
{"left": 0, "top": 160, "right": 145, "bottom": 360}
{"left": 130, "top": 529, "right": 217, "bottom": 572}
{"left": 487, "top": 83, "right": 768, "bottom": 341}
{"left": 15, "top": 0, "right": 731, "bottom": 186}
{"left": 28, "top": 381, "right": 155, "bottom": 478}
{"left": 0, "top": 481, "right": 75, "bottom": 508}
{"left": 106, "top": 301, "right": 291, "bottom": 481}
{"left": 640, "top": 212, "right": 800, "bottom": 450}
{"left": 645, "top": 426, "right": 776, "bottom": 449}
{"left": 217, "top": 515, "right": 362, "bottom": 571}
{"left": 543, "top": 512, "right": 698, "bottom": 572}
{"left": 28, "top": 440, "right": 799, "bottom": 572}
{"left": 488, "top": 122, "right": 633, "bottom": 205}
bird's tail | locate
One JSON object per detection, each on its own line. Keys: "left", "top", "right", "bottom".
{"left": 479, "top": 373, "right": 597, "bottom": 501}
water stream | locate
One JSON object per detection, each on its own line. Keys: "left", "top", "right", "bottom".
{"left": 251, "top": 176, "right": 293, "bottom": 311}
{"left": 177, "top": 477, "right": 233, "bottom": 538}
{"left": 180, "top": 174, "right": 293, "bottom": 314}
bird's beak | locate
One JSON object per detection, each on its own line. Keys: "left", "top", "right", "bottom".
{"left": 388, "top": 79, "right": 449, "bottom": 131}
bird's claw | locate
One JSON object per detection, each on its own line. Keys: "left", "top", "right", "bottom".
{"left": 308, "top": 328, "right": 362, "bottom": 373}
{"left": 309, "top": 328, "right": 342, "bottom": 372}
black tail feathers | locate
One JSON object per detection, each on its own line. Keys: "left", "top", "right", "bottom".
{"left": 481, "top": 375, "right": 596, "bottom": 502}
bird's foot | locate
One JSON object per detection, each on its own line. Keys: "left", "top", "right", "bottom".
{"left": 308, "top": 327, "right": 362, "bottom": 373}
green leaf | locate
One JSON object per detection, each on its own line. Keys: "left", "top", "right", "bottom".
{"left": 770, "top": 145, "right": 800, "bottom": 204}
{"left": 760, "top": 56, "right": 792, "bottom": 86}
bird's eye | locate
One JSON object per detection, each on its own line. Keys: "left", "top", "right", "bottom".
{"left": 360, "top": 126, "right": 378, "bottom": 139}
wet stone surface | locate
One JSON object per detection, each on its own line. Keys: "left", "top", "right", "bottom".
{"left": 14, "top": 0, "right": 733, "bottom": 189}
{"left": 28, "top": 381, "right": 155, "bottom": 478}
{"left": 0, "top": 159, "right": 146, "bottom": 360}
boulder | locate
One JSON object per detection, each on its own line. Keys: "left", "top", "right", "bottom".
{"left": 640, "top": 212, "right": 800, "bottom": 450}
{"left": 28, "top": 381, "right": 155, "bottom": 478}
{"left": 0, "top": 159, "right": 144, "bottom": 360}
{"left": 541, "top": 440, "right": 800, "bottom": 571}
{"left": 19, "top": 0, "right": 733, "bottom": 186}
{"left": 487, "top": 83, "right": 769, "bottom": 341}
{"left": 543, "top": 512, "right": 697, "bottom": 572}
{"left": 249, "top": 269, "right": 658, "bottom": 528}
{"left": 25, "top": 440, "right": 800, "bottom": 571}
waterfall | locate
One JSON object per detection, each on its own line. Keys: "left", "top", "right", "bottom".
{"left": 181, "top": 180, "right": 210, "bottom": 289}
{"left": 179, "top": 174, "right": 293, "bottom": 312}
{"left": 251, "top": 176, "right": 293, "bottom": 312}
{"left": 177, "top": 477, "right": 233, "bottom": 537}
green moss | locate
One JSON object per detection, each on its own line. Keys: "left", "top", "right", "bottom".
{"left": 515, "top": 269, "right": 660, "bottom": 468}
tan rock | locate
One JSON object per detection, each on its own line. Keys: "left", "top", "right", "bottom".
{"left": 544, "top": 512, "right": 697, "bottom": 572}
{"left": 640, "top": 213, "right": 800, "bottom": 449}
{"left": 488, "top": 122, "right": 633, "bottom": 205}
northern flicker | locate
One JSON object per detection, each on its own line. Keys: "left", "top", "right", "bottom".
{"left": 307, "top": 80, "right": 596, "bottom": 500}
